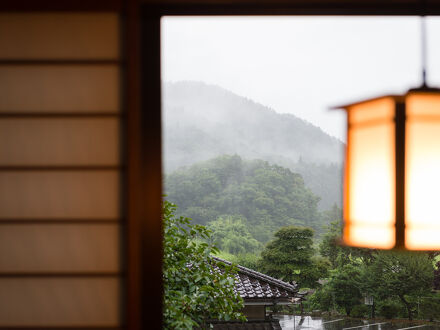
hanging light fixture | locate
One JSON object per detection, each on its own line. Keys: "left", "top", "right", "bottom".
{"left": 335, "top": 15, "right": 440, "bottom": 250}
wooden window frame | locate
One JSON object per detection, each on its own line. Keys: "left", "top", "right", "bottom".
{"left": 138, "top": 2, "right": 440, "bottom": 329}
{"left": 139, "top": 2, "right": 440, "bottom": 330}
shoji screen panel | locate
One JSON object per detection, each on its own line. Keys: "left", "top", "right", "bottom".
{"left": 0, "top": 65, "right": 119, "bottom": 113}
{"left": 0, "top": 119, "right": 120, "bottom": 165}
{"left": 0, "top": 13, "right": 119, "bottom": 59}
{"left": 0, "top": 13, "right": 123, "bottom": 329}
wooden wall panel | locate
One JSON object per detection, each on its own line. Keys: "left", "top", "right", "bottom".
{"left": 0, "top": 13, "right": 119, "bottom": 60}
{"left": 0, "top": 65, "right": 120, "bottom": 113}
{"left": 0, "top": 118, "right": 120, "bottom": 166}
{"left": 0, "top": 278, "right": 120, "bottom": 327}
{"left": 0, "top": 171, "right": 120, "bottom": 219}
{"left": 0, "top": 224, "right": 120, "bottom": 272}
{"left": 0, "top": 12, "right": 123, "bottom": 328}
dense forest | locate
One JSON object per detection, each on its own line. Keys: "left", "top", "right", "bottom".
{"left": 165, "top": 155, "right": 339, "bottom": 244}
{"left": 163, "top": 81, "right": 343, "bottom": 210}
{"left": 311, "top": 221, "right": 440, "bottom": 320}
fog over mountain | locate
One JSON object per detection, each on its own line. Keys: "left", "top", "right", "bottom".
{"left": 163, "top": 81, "right": 344, "bottom": 210}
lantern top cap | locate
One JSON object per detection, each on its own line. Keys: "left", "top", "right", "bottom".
{"left": 331, "top": 86, "right": 440, "bottom": 111}
{"left": 408, "top": 85, "right": 440, "bottom": 93}
{"left": 330, "top": 94, "right": 401, "bottom": 111}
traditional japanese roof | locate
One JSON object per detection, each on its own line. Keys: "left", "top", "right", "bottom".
{"left": 210, "top": 320, "right": 282, "bottom": 330}
{"left": 211, "top": 256, "right": 298, "bottom": 304}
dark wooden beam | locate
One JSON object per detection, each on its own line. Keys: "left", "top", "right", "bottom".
{"left": 139, "top": 10, "right": 164, "bottom": 330}
{"left": 0, "top": 0, "right": 122, "bottom": 11}
{"left": 124, "top": 0, "right": 143, "bottom": 329}
{"left": 140, "top": 0, "right": 440, "bottom": 16}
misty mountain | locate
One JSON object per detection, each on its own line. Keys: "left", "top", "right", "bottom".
{"left": 163, "top": 81, "right": 344, "bottom": 210}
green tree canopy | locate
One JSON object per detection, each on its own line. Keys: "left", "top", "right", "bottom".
{"left": 319, "top": 219, "right": 344, "bottom": 268}
{"left": 329, "top": 264, "right": 363, "bottom": 316}
{"left": 165, "top": 155, "right": 322, "bottom": 244}
{"left": 163, "top": 200, "right": 245, "bottom": 329}
{"left": 207, "top": 215, "right": 261, "bottom": 255}
{"left": 319, "top": 219, "right": 375, "bottom": 268}
{"left": 363, "top": 251, "right": 434, "bottom": 320}
{"left": 258, "top": 226, "right": 328, "bottom": 288}
{"left": 315, "top": 221, "right": 436, "bottom": 320}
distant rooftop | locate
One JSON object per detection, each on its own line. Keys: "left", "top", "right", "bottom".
{"left": 212, "top": 256, "right": 298, "bottom": 304}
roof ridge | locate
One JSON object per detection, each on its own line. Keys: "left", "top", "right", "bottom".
{"left": 211, "top": 256, "right": 298, "bottom": 293}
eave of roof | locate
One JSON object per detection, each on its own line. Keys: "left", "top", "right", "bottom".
{"left": 212, "top": 256, "right": 298, "bottom": 292}
{"left": 212, "top": 256, "right": 298, "bottom": 301}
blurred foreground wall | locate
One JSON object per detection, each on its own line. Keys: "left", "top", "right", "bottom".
{"left": 0, "top": 12, "right": 123, "bottom": 328}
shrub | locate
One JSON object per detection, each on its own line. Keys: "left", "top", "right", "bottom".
{"left": 163, "top": 201, "right": 245, "bottom": 329}
{"left": 234, "top": 253, "right": 260, "bottom": 271}
{"left": 379, "top": 301, "right": 401, "bottom": 319}
{"left": 419, "top": 296, "right": 440, "bottom": 321}
{"left": 350, "top": 305, "right": 369, "bottom": 318}
{"left": 307, "top": 286, "right": 333, "bottom": 312}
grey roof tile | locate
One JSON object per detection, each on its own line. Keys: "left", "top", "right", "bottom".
{"left": 211, "top": 256, "right": 298, "bottom": 301}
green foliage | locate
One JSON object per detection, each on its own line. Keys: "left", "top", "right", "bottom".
{"left": 184, "top": 206, "right": 219, "bottom": 226}
{"left": 165, "top": 155, "right": 322, "bottom": 245}
{"left": 258, "top": 226, "right": 328, "bottom": 288}
{"left": 329, "top": 264, "right": 363, "bottom": 316}
{"left": 213, "top": 251, "right": 260, "bottom": 272}
{"left": 365, "top": 251, "right": 434, "bottom": 320}
{"left": 163, "top": 200, "right": 245, "bottom": 329}
{"left": 232, "top": 253, "right": 260, "bottom": 272}
{"left": 320, "top": 204, "right": 342, "bottom": 226}
{"left": 319, "top": 219, "right": 344, "bottom": 268}
{"left": 419, "top": 295, "right": 440, "bottom": 321}
{"left": 350, "top": 304, "right": 369, "bottom": 318}
{"left": 308, "top": 285, "right": 334, "bottom": 312}
{"left": 371, "top": 251, "right": 433, "bottom": 297}
{"left": 378, "top": 300, "right": 402, "bottom": 319}
{"left": 316, "top": 221, "right": 437, "bottom": 321}
{"left": 310, "top": 255, "right": 332, "bottom": 281}
{"left": 319, "top": 219, "right": 375, "bottom": 268}
{"left": 207, "top": 215, "right": 261, "bottom": 255}
{"left": 213, "top": 250, "right": 236, "bottom": 263}
{"left": 292, "top": 160, "right": 342, "bottom": 212}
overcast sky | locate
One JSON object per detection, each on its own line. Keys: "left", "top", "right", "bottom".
{"left": 161, "top": 16, "right": 440, "bottom": 141}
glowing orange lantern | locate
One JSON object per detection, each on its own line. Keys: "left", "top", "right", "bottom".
{"left": 336, "top": 87, "right": 440, "bottom": 250}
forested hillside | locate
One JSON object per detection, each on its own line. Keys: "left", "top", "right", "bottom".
{"left": 165, "top": 155, "right": 328, "bottom": 244}
{"left": 163, "top": 81, "right": 343, "bottom": 210}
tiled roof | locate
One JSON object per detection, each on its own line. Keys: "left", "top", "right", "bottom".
{"left": 212, "top": 256, "right": 298, "bottom": 301}
{"left": 210, "top": 320, "right": 282, "bottom": 329}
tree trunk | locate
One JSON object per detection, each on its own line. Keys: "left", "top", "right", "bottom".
{"left": 399, "top": 295, "right": 412, "bottom": 320}
{"left": 371, "top": 302, "right": 375, "bottom": 319}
